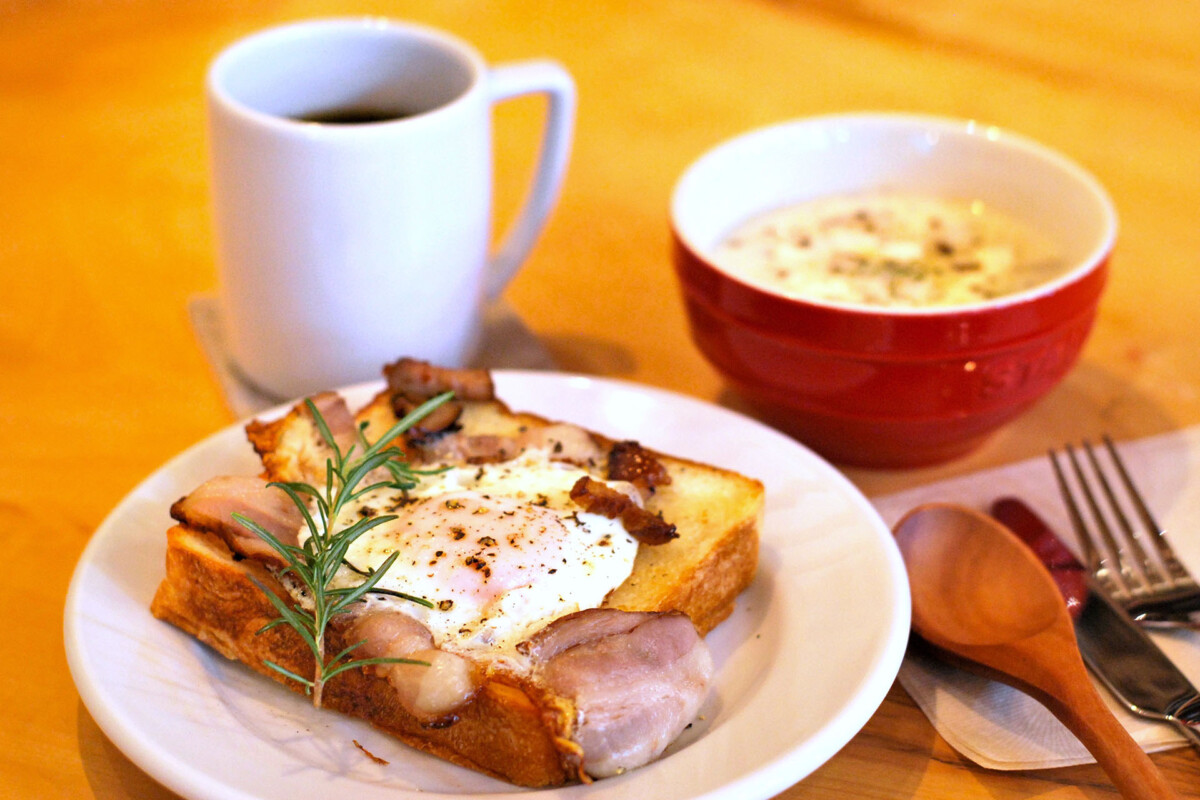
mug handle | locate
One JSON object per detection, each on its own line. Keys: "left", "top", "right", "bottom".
{"left": 484, "top": 60, "right": 576, "bottom": 299}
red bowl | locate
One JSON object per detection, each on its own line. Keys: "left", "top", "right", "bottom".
{"left": 671, "top": 114, "right": 1116, "bottom": 468}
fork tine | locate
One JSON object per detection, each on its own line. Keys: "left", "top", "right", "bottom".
{"left": 1065, "top": 442, "right": 1141, "bottom": 599}
{"left": 1051, "top": 436, "right": 1200, "bottom": 627}
{"left": 1101, "top": 435, "right": 1194, "bottom": 587}
{"left": 1083, "top": 439, "right": 1167, "bottom": 589}
{"left": 1051, "top": 445, "right": 1130, "bottom": 598}
{"left": 1049, "top": 447, "right": 1100, "bottom": 573}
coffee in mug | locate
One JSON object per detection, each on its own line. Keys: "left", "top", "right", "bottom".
{"left": 206, "top": 18, "right": 575, "bottom": 399}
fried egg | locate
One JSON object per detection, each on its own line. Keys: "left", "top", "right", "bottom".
{"left": 318, "top": 451, "right": 641, "bottom": 658}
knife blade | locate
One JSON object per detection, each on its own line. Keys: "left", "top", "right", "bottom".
{"left": 991, "top": 497, "right": 1200, "bottom": 750}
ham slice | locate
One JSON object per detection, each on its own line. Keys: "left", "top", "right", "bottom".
{"left": 523, "top": 608, "right": 713, "bottom": 778}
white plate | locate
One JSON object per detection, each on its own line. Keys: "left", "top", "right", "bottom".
{"left": 65, "top": 371, "right": 910, "bottom": 800}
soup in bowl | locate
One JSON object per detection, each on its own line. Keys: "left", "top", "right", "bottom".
{"left": 671, "top": 113, "right": 1116, "bottom": 468}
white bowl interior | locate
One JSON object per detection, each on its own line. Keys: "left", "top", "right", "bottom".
{"left": 672, "top": 114, "right": 1116, "bottom": 304}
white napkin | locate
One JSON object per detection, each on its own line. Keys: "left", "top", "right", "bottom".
{"left": 871, "top": 426, "right": 1200, "bottom": 769}
{"left": 187, "top": 294, "right": 556, "bottom": 418}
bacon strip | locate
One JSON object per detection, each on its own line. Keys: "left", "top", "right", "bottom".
{"left": 170, "top": 475, "right": 303, "bottom": 567}
{"left": 409, "top": 423, "right": 604, "bottom": 468}
{"left": 569, "top": 477, "right": 678, "bottom": 545}
{"left": 392, "top": 393, "right": 464, "bottom": 437}
{"left": 522, "top": 608, "right": 712, "bottom": 779}
{"left": 308, "top": 391, "right": 359, "bottom": 446}
{"left": 245, "top": 391, "right": 358, "bottom": 484}
{"left": 385, "top": 358, "right": 493, "bottom": 442}
{"left": 517, "top": 608, "right": 654, "bottom": 661}
{"left": 384, "top": 358, "right": 495, "bottom": 401}
{"left": 347, "top": 609, "right": 478, "bottom": 727}
{"left": 607, "top": 441, "right": 671, "bottom": 491}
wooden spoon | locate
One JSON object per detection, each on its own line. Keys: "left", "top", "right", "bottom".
{"left": 894, "top": 502, "right": 1180, "bottom": 800}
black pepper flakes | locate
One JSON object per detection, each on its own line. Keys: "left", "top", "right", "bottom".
{"left": 464, "top": 555, "right": 492, "bottom": 578}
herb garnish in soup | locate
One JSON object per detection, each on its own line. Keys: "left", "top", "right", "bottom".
{"left": 713, "top": 193, "right": 1065, "bottom": 308}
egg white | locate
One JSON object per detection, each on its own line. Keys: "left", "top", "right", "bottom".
{"left": 315, "top": 451, "right": 641, "bottom": 658}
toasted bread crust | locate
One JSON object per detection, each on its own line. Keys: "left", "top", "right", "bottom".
{"left": 151, "top": 385, "right": 763, "bottom": 786}
{"left": 151, "top": 525, "right": 577, "bottom": 786}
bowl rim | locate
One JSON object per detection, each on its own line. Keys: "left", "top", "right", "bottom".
{"left": 674, "top": 227, "right": 1109, "bottom": 354}
{"left": 670, "top": 111, "right": 1118, "bottom": 318}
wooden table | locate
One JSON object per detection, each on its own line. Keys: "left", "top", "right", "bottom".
{"left": 4, "top": 1, "right": 1199, "bottom": 797}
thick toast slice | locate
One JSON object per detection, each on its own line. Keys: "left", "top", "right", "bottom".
{"left": 152, "top": 525, "right": 578, "bottom": 786}
{"left": 150, "top": 377, "right": 762, "bottom": 786}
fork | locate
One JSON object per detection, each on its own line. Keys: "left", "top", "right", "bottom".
{"left": 1050, "top": 435, "right": 1200, "bottom": 630}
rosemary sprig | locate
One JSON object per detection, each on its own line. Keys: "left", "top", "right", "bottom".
{"left": 233, "top": 390, "right": 452, "bottom": 708}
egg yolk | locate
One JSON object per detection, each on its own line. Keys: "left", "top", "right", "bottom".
{"left": 351, "top": 490, "right": 575, "bottom": 609}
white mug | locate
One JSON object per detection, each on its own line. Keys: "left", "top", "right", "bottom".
{"left": 206, "top": 18, "right": 575, "bottom": 399}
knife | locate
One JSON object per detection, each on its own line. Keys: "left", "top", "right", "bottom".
{"left": 991, "top": 497, "right": 1200, "bottom": 750}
